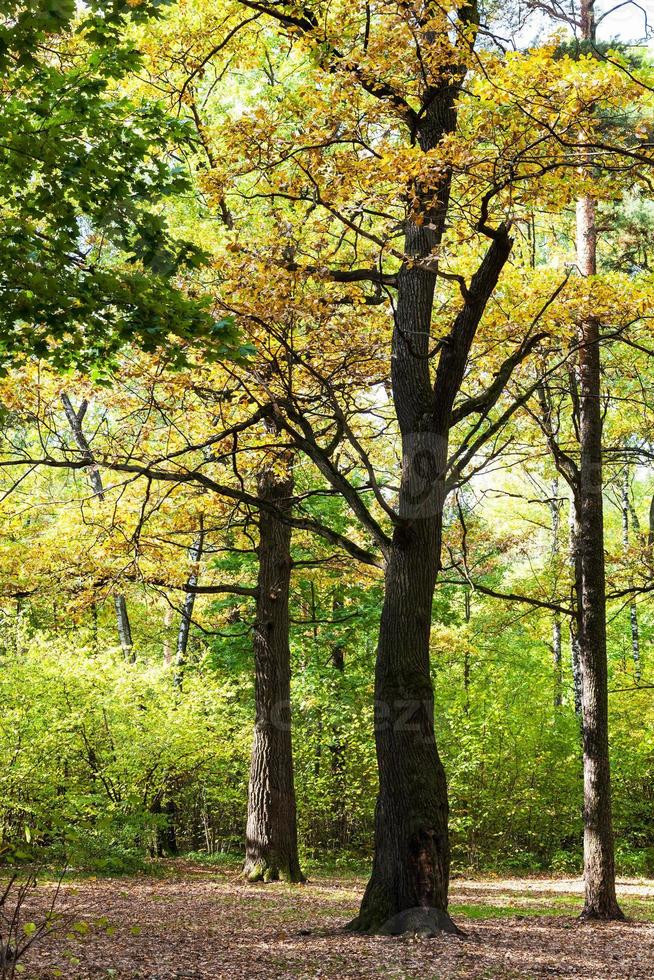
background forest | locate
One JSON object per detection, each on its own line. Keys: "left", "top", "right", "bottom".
{"left": 1, "top": 0, "right": 654, "bottom": 948}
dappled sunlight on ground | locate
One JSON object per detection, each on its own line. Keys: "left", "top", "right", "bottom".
{"left": 18, "top": 867, "right": 654, "bottom": 978}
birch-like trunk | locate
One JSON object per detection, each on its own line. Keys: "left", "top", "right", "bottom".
{"left": 173, "top": 516, "right": 205, "bottom": 687}
{"left": 61, "top": 393, "right": 134, "bottom": 661}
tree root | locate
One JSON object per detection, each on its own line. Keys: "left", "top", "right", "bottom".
{"left": 579, "top": 904, "right": 626, "bottom": 922}
{"left": 349, "top": 906, "right": 466, "bottom": 938}
{"left": 242, "top": 860, "right": 306, "bottom": 884}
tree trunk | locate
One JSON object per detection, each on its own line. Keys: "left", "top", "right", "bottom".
{"left": 162, "top": 603, "right": 174, "bottom": 667}
{"left": 351, "top": 503, "right": 457, "bottom": 934}
{"left": 243, "top": 455, "right": 304, "bottom": 883}
{"left": 60, "top": 393, "right": 134, "bottom": 661}
{"left": 346, "top": 70, "right": 459, "bottom": 930}
{"left": 553, "top": 612, "right": 562, "bottom": 706}
{"left": 620, "top": 467, "right": 641, "bottom": 683}
{"left": 151, "top": 793, "right": 179, "bottom": 857}
{"left": 569, "top": 495, "right": 583, "bottom": 716}
{"left": 575, "top": 109, "right": 623, "bottom": 915}
{"left": 350, "top": 129, "right": 511, "bottom": 934}
{"left": 113, "top": 595, "right": 134, "bottom": 663}
{"left": 550, "top": 478, "right": 563, "bottom": 707}
{"left": 329, "top": 590, "right": 348, "bottom": 847}
{"left": 174, "top": 515, "right": 204, "bottom": 687}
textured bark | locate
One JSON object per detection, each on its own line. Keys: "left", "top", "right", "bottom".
{"left": 352, "top": 507, "right": 457, "bottom": 933}
{"left": 575, "top": 181, "right": 623, "bottom": 919}
{"left": 243, "top": 456, "right": 304, "bottom": 883}
{"left": 61, "top": 393, "right": 134, "bottom": 661}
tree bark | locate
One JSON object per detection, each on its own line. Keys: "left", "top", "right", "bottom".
{"left": 151, "top": 793, "right": 179, "bottom": 857}
{"left": 352, "top": 507, "right": 454, "bottom": 933}
{"left": 349, "top": 106, "right": 455, "bottom": 930}
{"left": 575, "top": 65, "right": 623, "bottom": 913}
{"left": 243, "top": 454, "right": 304, "bottom": 883}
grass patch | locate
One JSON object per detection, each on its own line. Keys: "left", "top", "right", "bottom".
{"left": 451, "top": 902, "right": 579, "bottom": 920}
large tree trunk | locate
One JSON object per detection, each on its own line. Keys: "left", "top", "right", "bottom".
{"left": 349, "top": 118, "right": 511, "bottom": 933}
{"left": 243, "top": 456, "right": 304, "bottom": 883}
{"left": 350, "top": 142, "right": 511, "bottom": 934}
{"left": 347, "top": 69, "right": 459, "bottom": 931}
{"left": 351, "top": 504, "right": 457, "bottom": 934}
{"left": 575, "top": 168, "right": 623, "bottom": 916}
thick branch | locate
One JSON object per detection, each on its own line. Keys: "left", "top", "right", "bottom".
{"left": 432, "top": 224, "right": 513, "bottom": 430}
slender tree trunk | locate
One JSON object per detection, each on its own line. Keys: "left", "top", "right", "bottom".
{"left": 553, "top": 612, "right": 562, "bottom": 705}
{"left": 113, "top": 595, "right": 134, "bottom": 662}
{"left": 569, "top": 496, "right": 583, "bottom": 715}
{"left": 329, "top": 590, "right": 348, "bottom": 847}
{"left": 550, "top": 478, "right": 563, "bottom": 707}
{"left": 575, "top": 36, "right": 623, "bottom": 912}
{"left": 243, "top": 454, "right": 304, "bottom": 883}
{"left": 61, "top": 393, "right": 134, "bottom": 661}
{"left": 151, "top": 793, "right": 179, "bottom": 857}
{"left": 162, "top": 603, "right": 174, "bottom": 667}
{"left": 173, "top": 517, "right": 205, "bottom": 687}
{"left": 620, "top": 467, "right": 641, "bottom": 682}
{"left": 463, "top": 589, "right": 471, "bottom": 712}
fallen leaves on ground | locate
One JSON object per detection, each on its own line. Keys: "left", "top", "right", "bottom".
{"left": 15, "top": 866, "right": 654, "bottom": 979}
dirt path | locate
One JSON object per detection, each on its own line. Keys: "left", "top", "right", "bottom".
{"left": 19, "top": 867, "right": 654, "bottom": 979}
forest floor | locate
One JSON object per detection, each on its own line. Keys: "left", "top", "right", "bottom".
{"left": 17, "top": 860, "right": 654, "bottom": 979}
